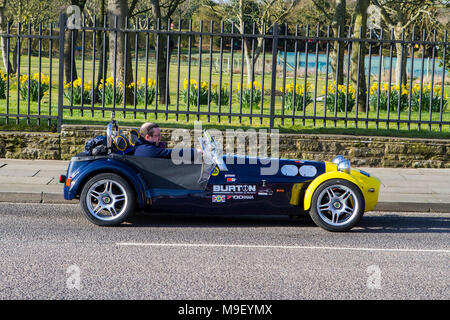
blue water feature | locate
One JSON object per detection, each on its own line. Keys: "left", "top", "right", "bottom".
{"left": 278, "top": 52, "right": 446, "bottom": 78}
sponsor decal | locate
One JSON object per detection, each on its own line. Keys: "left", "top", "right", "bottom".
{"left": 213, "top": 185, "right": 257, "bottom": 194}
{"left": 212, "top": 195, "right": 226, "bottom": 203}
{"left": 227, "top": 195, "right": 254, "bottom": 200}
{"left": 299, "top": 165, "right": 317, "bottom": 177}
{"left": 258, "top": 188, "right": 273, "bottom": 196}
{"left": 226, "top": 177, "right": 236, "bottom": 182}
{"left": 211, "top": 167, "right": 220, "bottom": 176}
{"left": 224, "top": 174, "right": 236, "bottom": 178}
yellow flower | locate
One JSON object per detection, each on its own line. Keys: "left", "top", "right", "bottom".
{"left": 200, "top": 81, "right": 208, "bottom": 90}
{"left": 251, "top": 81, "right": 262, "bottom": 90}
{"left": 183, "top": 79, "right": 198, "bottom": 89}
{"left": 20, "top": 74, "right": 28, "bottom": 85}
{"left": 72, "top": 78, "right": 82, "bottom": 88}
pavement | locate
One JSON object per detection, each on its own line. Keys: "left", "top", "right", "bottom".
{"left": 0, "top": 158, "right": 449, "bottom": 212}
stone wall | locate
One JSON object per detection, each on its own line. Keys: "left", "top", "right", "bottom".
{"left": 0, "top": 131, "right": 60, "bottom": 160}
{"left": 0, "top": 124, "right": 449, "bottom": 168}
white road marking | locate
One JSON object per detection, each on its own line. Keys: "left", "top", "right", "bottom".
{"left": 116, "top": 242, "right": 450, "bottom": 254}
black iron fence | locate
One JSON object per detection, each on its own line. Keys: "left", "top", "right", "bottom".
{"left": 0, "top": 13, "right": 448, "bottom": 132}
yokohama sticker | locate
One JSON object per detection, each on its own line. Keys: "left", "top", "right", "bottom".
{"left": 227, "top": 195, "right": 254, "bottom": 200}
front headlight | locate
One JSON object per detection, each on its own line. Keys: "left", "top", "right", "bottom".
{"left": 332, "top": 155, "right": 350, "bottom": 174}
{"left": 332, "top": 155, "right": 345, "bottom": 165}
{"left": 337, "top": 159, "right": 351, "bottom": 174}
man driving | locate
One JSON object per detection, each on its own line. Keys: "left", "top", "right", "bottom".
{"left": 134, "top": 122, "right": 200, "bottom": 161}
{"left": 134, "top": 122, "right": 172, "bottom": 158}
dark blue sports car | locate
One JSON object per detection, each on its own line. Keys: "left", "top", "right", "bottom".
{"left": 61, "top": 119, "right": 380, "bottom": 232}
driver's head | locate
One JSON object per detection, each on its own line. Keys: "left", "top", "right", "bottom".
{"left": 140, "top": 122, "right": 161, "bottom": 144}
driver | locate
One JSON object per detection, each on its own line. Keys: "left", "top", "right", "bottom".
{"left": 134, "top": 122, "right": 200, "bottom": 161}
{"left": 134, "top": 123, "right": 172, "bottom": 158}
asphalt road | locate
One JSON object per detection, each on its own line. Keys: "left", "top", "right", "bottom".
{"left": 0, "top": 202, "right": 448, "bottom": 300}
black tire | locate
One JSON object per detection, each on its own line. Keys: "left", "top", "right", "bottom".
{"left": 80, "top": 173, "right": 135, "bottom": 226}
{"left": 309, "top": 179, "right": 364, "bottom": 232}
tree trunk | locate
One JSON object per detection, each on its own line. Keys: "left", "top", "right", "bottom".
{"left": 149, "top": 0, "right": 171, "bottom": 105}
{"left": 64, "top": 1, "right": 88, "bottom": 84}
{"left": 0, "top": 6, "right": 13, "bottom": 73}
{"left": 394, "top": 23, "right": 407, "bottom": 86}
{"left": 156, "top": 25, "right": 171, "bottom": 105}
{"left": 351, "top": 0, "right": 369, "bottom": 112}
{"left": 243, "top": 40, "right": 254, "bottom": 84}
{"left": 95, "top": 0, "right": 107, "bottom": 103}
{"left": 331, "top": 0, "right": 346, "bottom": 86}
{"left": 64, "top": 29, "right": 78, "bottom": 83}
{"left": 108, "top": 0, "right": 133, "bottom": 105}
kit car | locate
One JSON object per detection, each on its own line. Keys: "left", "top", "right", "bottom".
{"left": 60, "top": 119, "right": 380, "bottom": 232}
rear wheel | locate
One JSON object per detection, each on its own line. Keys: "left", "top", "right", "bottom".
{"left": 309, "top": 179, "right": 364, "bottom": 232}
{"left": 80, "top": 173, "right": 135, "bottom": 226}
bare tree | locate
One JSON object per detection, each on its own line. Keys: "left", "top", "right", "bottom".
{"left": 371, "top": 0, "right": 445, "bottom": 86}
{"left": 312, "top": 0, "right": 347, "bottom": 86}
{"left": 207, "top": 0, "right": 299, "bottom": 84}
{"left": 95, "top": 0, "right": 107, "bottom": 99}
{"left": 64, "top": 0, "right": 87, "bottom": 84}
{"left": 148, "top": 0, "right": 185, "bottom": 105}
{"left": 0, "top": 0, "right": 13, "bottom": 73}
{"left": 350, "top": 0, "right": 369, "bottom": 112}
{"left": 107, "top": 0, "right": 133, "bottom": 104}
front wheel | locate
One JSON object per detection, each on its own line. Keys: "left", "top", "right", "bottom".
{"left": 309, "top": 179, "right": 364, "bottom": 232}
{"left": 80, "top": 173, "right": 135, "bottom": 226}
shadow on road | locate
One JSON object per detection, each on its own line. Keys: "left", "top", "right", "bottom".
{"left": 125, "top": 213, "right": 316, "bottom": 228}
{"left": 355, "top": 214, "right": 450, "bottom": 234}
{"left": 124, "top": 211, "right": 450, "bottom": 234}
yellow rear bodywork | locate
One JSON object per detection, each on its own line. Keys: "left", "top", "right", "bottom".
{"left": 303, "top": 162, "right": 381, "bottom": 212}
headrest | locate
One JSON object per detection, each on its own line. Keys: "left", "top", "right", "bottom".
{"left": 111, "top": 128, "right": 140, "bottom": 154}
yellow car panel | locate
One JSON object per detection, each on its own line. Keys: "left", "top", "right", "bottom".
{"left": 303, "top": 161, "right": 380, "bottom": 212}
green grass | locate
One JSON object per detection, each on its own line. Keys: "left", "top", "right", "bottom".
{"left": 1, "top": 54, "right": 449, "bottom": 138}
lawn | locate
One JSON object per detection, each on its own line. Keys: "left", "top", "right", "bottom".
{"left": 0, "top": 52, "right": 449, "bottom": 139}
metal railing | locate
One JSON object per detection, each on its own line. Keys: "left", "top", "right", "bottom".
{"left": 0, "top": 13, "right": 448, "bottom": 133}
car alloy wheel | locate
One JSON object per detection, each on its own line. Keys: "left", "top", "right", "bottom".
{"left": 309, "top": 179, "right": 364, "bottom": 232}
{"left": 86, "top": 179, "right": 128, "bottom": 221}
{"left": 80, "top": 173, "right": 135, "bottom": 226}
{"left": 316, "top": 184, "right": 359, "bottom": 227}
